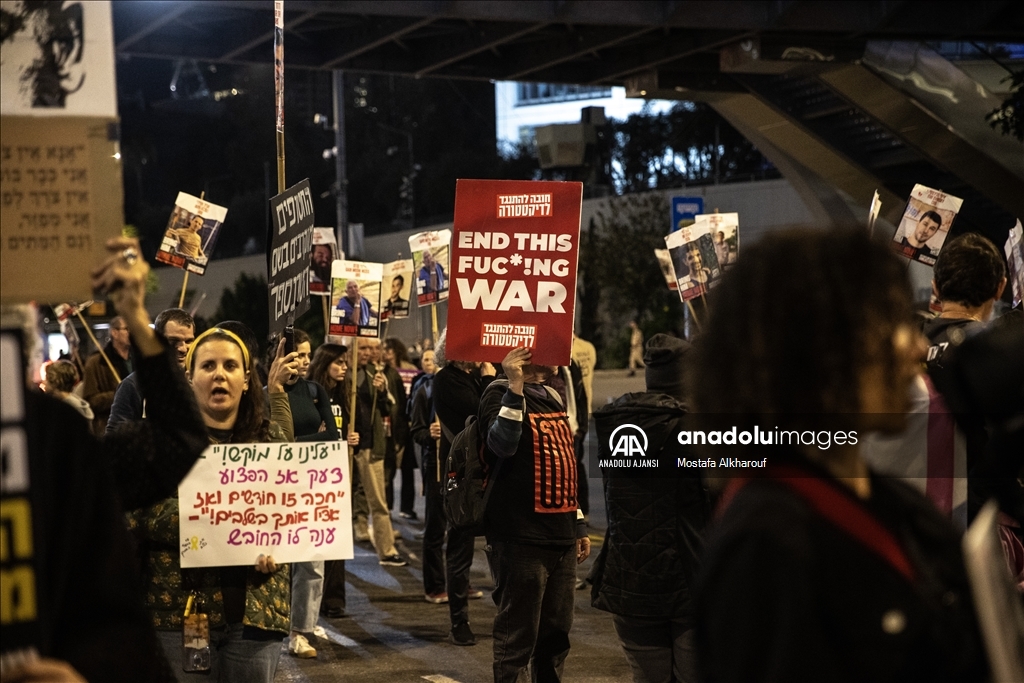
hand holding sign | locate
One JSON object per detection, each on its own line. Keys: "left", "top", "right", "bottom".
{"left": 501, "top": 346, "right": 532, "bottom": 395}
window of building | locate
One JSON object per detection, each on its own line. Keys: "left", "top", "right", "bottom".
{"left": 515, "top": 83, "right": 613, "bottom": 107}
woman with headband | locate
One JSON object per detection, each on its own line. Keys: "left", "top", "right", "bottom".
{"left": 129, "top": 327, "right": 299, "bottom": 683}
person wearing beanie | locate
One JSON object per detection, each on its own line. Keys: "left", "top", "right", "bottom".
{"left": 590, "top": 333, "right": 711, "bottom": 683}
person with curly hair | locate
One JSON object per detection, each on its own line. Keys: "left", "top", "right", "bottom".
{"left": 692, "top": 229, "right": 988, "bottom": 683}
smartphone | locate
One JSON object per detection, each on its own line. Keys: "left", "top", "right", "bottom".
{"left": 283, "top": 325, "right": 295, "bottom": 355}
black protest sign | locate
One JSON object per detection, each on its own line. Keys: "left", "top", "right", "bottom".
{"left": 1, "top": 329, "right": 43, "bottom": 656}
{"left": 268, "top": 179, "right": 314, "bottom": 337}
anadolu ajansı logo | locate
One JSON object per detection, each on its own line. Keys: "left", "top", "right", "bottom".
{"left": 608, "top": 424, "right": 648, "bottom": 458}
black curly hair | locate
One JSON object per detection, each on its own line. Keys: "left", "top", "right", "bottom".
{"left": 933, "top": 233, "right": 1006, "bottom": 307}
{"left": 692, "top": 229, "right": 914, "bottom": 433}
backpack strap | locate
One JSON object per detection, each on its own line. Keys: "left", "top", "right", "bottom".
{"left": 720, "top": 464, "right": 916, "bottom": 583}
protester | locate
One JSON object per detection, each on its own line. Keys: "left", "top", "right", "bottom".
{"left": 479, "top": 347, "right": 591, "bottom": 680}
{"left": 106, "top": 308, "right": 195, "bottom": 432}
{"left": 0, "top": 237, "right": 209, "bottom": 682}
{"left": 383, "top": 337, "right": 418, "bottom": 519}
{"left": 265, "top": 328, "right": 339, "bottom": 660}
{"left": 409, "top": 350, "right": 443, "bottom": 603}
{"left": 81, "top": 315, "right": 133, "bottom": 434}
{"left": 308, "top": 344, "right": 362, "bottom": 619}
{"left": 571, "top": 334, "right": 597, "bottom": 516}
{"left": 351, "top": 338, "right": 406, "bottom": 566}
{"left": 925, "top": 232, "right": 1006, "bottom": 371}
{"left": 43, "top": 359, "right": 93, "bottom": 420}
{"left": 691, "top": 229, "right": 988, "bottom": 682}
{"left": 591, "top": 334, "right": 710, "bottom": 683}
{"left": 128, "top": 328, "right": 299, "bottom": 682}
{"left": 627, "top": 321, "right": 643, "bottom": 376}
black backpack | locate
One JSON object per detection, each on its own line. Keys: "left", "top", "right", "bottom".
{"left": 439, "top": 379, "right": 510, "bottom": 534}
{"left": 441, "top": 379, "right": 564, "bottom": 534}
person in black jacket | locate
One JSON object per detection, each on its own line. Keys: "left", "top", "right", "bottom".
{"left": 1, "top": 237, "right": 209, "bottom": 682}
{"left": 591, "top": 334, "right": 710, "bottom": 683}
{"left": 924, "top": 232, "right": 1007, "bottom": 522}
{"left": 479, "top": 347, "right": 591, "bottom": 683}
{"left": 691, "top": 229, "right": 988, "bottom": 683}
{"left": 431, "top": 331, "right": 496, "bottom": 645}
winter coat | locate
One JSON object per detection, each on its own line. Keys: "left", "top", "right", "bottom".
{"left": 590, "top": 392, "right": 710, "bottom": 619}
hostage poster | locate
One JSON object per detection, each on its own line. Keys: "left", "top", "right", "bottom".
{"left": 665, "top": 217, "right": 723, "bottom": 301}
{"left": 309, "top": 227, "right": 338, "bottom": 296}
{"left": 329, "top": 260, "right": 383, "bottom": 338}
{"left": 696, "top": 212, "right": 739, "bottom": 269}
{"left": 155, "top": 192, "right": 228, "bottom": 275}
{"left": 654, "top": 249, "right": 677, "bottom": 291}
{"left": 381, "top": 259, "right": 413, "bottom": 321}
{"left": 446, "top": 179, "right": 582, "bottom": 366}
{"left": 408, "top": 230, "right": 451, "bottom": 305}
{"left": 891, "top": 184, "right": 962, "bottom": 266}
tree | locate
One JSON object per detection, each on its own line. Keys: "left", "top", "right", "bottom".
{"left": 212, "top": 272, "right": 269, "bottom": 347}
{"left": 585, "top": 193, "right": 685, "bottom": 367}
{"left": 609, "top": 102, "right": 776, "bottom": 195}
{"left": 986, "top": 70, "right": 1024, "bottom": 142}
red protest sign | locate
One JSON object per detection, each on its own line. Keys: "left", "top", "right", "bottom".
{"left": 446, "top": 179, "right": 582, "bottom": 366}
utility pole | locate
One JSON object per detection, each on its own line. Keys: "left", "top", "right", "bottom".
{"left": 332, "top": 70, "right": 349, "bottom": 254}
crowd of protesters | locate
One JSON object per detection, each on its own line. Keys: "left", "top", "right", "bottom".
{"left": 4, "top": 223, "right": 1021, "bottom": 683}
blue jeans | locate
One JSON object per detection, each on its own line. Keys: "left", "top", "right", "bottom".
{"left": 612, "top": 615, "right": 697, "bottom": 683}
{"left": 487, "top": 541, "right": 576, "bottom": 683}
{"left": 290, "top": 560, "right": 324, "bottom": 633}
{"left": 157, "top": 624, "right": 282, "bottom": 683}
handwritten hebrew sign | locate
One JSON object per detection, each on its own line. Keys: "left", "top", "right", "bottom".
{"left": 0, "top": 116, "right": 123, "bottom": 304}
{"left": 268, "top": 179, "right": 314, "bottom": 336}
{"left": 178, "top": 440, "right": 353, "bottom": 568}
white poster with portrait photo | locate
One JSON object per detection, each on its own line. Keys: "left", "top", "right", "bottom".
{"left": 664, "top": 217, "right": 723, "bottom": 302}
{"left": 381, "top": 259, "right": 413, "bottom": 321}
{"left": 408, "top": 229, "right": 452, "bottom": 305}
{"left": 155, "top": 192, "right": 228, "bottom": 275}
{"left": 328, "top": 260, "right": 382, "bottom": 338}
{"left": 891, "top": 184, "right": 963, "bottom": 266}
{"left": 696, "top": 212, "right": 739, "bottom": 269}
{"left": 309, "top": 228, "right": 338, "bottom": 296}
{"left": 654, "top": 249, "right": 677, "bottom": 291}
{"left": 1004, "top": 220, "right": 1023, "bottom": 308}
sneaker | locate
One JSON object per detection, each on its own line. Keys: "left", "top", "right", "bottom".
{"left": 448, "top": 621, "right": 476, "bottom": 646}
{"left": 289, "top": 634, "right": 317, "bottom": 658}
{"left": 425, "top": 592, "right": 449, "bottom": 604}
{"left": 320, "top": 605, "right": 346, "bottom": 618}
{"left": 399, "top": 511, "right": 418, "bottom": 520}
{"left": 354, "top": 529, "right": 371, "bottom": 543}
{"left": 379, "top": 554, "right": 407, "bottom": 567}
{"left": 467, "top": 585, "right": 484, "bottom": 600}
{"left": 312, "top": 625, "right": 328, "bottom": 639}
